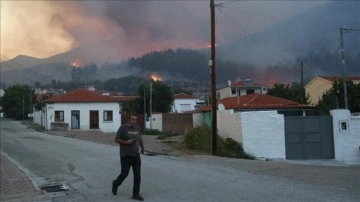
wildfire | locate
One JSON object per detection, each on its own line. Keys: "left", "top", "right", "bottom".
{"left": 151, "top": 75, "right": 161, "bottom": 81}
{"left": 71, "top": 59, "right": 81, "bottom": 68}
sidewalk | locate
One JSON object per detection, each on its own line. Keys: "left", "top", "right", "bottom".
{"left": 0, "top": 153, "right": 40, "bottom": 202}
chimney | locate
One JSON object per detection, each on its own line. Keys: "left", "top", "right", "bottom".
{"left": 228, "top": 80, "right": 232, "bottom": 86}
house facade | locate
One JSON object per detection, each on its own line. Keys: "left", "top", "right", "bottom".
{"left": 172, "top": 93, "right": 202, "bottom": 113}
{"left": 305, "top": 76, "right": 360, "bottom": 105}
{"left": 34, "top": 88, "right": 123, "bottom": 133}
{"left": 217, "top": 79, "right": 268, "bottom": 100}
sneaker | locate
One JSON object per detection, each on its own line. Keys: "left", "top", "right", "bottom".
{"left": 132, "top": 194, "right": 144, "bottom": 201}
{"left": 112, "top": 180, "right": 117, "bottom": 195}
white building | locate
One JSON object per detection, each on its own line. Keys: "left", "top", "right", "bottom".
{"left": 172, "top": 93, "right": 201, "bottom": 113}
{"left": 34, "top": 88, "right": 122, "bottom": 133}
{"left": 217, "top": 79, "right": 268, "bottom": 99}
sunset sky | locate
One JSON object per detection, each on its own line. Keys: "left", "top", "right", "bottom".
{"left": 0, "top": 1, "right": 327, "bottom": 62}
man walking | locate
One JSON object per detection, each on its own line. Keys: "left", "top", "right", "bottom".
{"left": 112, "top": 113, "right": 144, "bottom": 201}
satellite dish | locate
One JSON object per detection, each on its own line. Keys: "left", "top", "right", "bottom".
{"left": 218, "top": 103, "right": 225, "bottom": 110}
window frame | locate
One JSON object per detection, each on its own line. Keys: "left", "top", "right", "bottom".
{"left": 103, "top": 110, "right": 113, "bottom": 122}
{"left": 54, "top": 111, "right": 64, "bottom": 122}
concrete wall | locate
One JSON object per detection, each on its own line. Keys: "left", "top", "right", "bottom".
{"left": 44, "top": 103, "right": 121, "bottom": 133}
{"left": 146, "top": 113, "right": 162, "bottom": 131}
{"left": 217, "top": 110, "right": 243, "bottom": 143}
{"left": 216, "top": 110, "right": 285, "bottom": 159}
{"left": 330, "top": 109, "right": 360, "bottom": 165}
{"left": 239, "top": 111, "right": 286, "bottom": 159}
{"left": 193, "top": 113, "right": 204, "bottom": 128}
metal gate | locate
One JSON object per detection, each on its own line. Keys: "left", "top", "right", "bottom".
{"left": 285, "top": 116, "right": 334, "bottom": 160}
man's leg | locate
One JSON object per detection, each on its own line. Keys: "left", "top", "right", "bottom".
{"left": 132, "top": 155, "right": 141, "bottom": 196}
{"left": 113, "top": 157, "right": 132, "bottom": 195}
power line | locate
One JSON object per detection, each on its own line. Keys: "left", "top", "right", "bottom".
{"left": 215, "top": 0, "right": 242, "bottom": 7}
{"left": 220, "top": 5, "right": 287, "bottom": 21}
{"left": 216, "top": 6, "right": 247, "bottom": 37}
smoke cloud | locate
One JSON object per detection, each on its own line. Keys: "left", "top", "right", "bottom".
{"left": 1, "top": 1, "right": 331, "bottom": 66}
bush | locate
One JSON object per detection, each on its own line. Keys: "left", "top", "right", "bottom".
{"left": 184, "top": 126, "right": 254, "bottom": 159}
{"left": 218, "top": 138, "right": 255, "bottom": 159}
{"left": 184, "top": 126, "right": 211, "bottom": 150}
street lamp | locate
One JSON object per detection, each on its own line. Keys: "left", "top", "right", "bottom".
{"left": 149, "top": 75, "right": 161, "bottom": 130}
{"left": 149, "top": 79, "right": 152, "bottom": 130}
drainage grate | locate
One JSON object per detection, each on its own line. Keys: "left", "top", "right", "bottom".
{"left": 40, "top": 184, "right": 69, "bottom": 192}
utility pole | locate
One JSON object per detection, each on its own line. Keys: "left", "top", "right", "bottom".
{"left": 210, "top": 0, "right": 217, "bottom": 155}
{"left": 22, "top": 96, "right": 25, "bottom": 120}
{"left": 300, "top": 61, "right": 304, "bottom": 104}
{"left": 144, "top": 89, "right": 146, "bottom": 130}
{"left": 339, "top": 28, "right": 348, "bottom": 109}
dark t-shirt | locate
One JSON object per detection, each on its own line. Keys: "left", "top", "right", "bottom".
{"left": 116, "top": 124, "right": 141, "bottom": 157}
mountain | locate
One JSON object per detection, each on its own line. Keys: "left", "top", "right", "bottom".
{"left": 1, "top": 55, "right": 42, "bottom": 72}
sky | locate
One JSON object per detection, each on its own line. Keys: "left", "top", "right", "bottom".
{"left": 0, "top": 0, "right": 328, "bottom": 62}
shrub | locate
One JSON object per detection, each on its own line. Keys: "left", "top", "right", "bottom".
{"left": 184, "top": 126, "right": 211, "bottom": 150}
{"left": 184, "top": 126, "right": 254, "bottom": 159}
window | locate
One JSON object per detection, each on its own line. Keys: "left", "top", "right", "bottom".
{"left": 231, "top": 87, "right": 236, "bottom": 95}
{"left": 55, "top": 111, "right": 64, "bottom": 121}
{"left": 104, "top": 110, "right": 113, "bottom": 121}
{"left": 246, "top": 89, "right": 255, "bottom": 94}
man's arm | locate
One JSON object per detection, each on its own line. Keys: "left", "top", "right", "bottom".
{"left": 115, "top": 137, "right": 134, "bottom": 145}
{"left": 139, "top": 136, "right": 144, "bottom": 154}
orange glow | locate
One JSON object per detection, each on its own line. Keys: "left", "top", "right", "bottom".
{"left": 71, "top": 59, "right": 81, "bottom": 68}
{"left": 151, "top": 75, "right": 161, "bottom": 81}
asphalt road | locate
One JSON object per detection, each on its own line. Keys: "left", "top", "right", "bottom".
{"left": 1, "top": 119, "right": 359, "bottom": 202}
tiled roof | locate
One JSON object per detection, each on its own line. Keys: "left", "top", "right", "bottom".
{"left": 193, "top": 93, "right": 314, "bottom": 112}
{"left": 319, "top": 76, "right": 360, "bottom": 82}
{"left": 174, "top": 93, "right": 197, "bottom": 99}
{"left": 46, "top": 88, "right": 118, "bottom": 103}
{"left": 111, "top": 96, "right": 139, "bottom": 102}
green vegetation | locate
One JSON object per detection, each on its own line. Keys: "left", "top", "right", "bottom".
{"left": 267, "top": 83, "right": 310, "bottom": 104}
{"left": 1, "top": 85, "right": 35, "bottom": 120}
{"left": 316, "top": 80, "right": 360, "bottom": 114}
{"left": 184, "top": 126, "right": 255, "bottom": 159}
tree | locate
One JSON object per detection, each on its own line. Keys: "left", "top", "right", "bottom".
{"left": 267, "top": 83, "right": 310, "bottom": 104}
{"left": 1, "top": 85, "right": 35, "bottom": 120}
{"left": 317, "top": 80, "right": 360, "bottom": 114}
{"left": 130, "top": 80, "right": 174, "bottom": 115}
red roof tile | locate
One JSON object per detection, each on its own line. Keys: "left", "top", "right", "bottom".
{"left": 194, "top": 93, "right": 314, "bottom": 112}
{"left": 46, "top": 88, "right": 117, "bottom": 103}
{"left": 111, "top": 96, "right": 139, "bottom": 102}
{"left": 175, "top": 93, "right": 197, "bottom": 99}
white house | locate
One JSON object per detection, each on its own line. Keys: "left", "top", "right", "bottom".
{"left": 172, "top": 93, "right": 202, "bottom": 113}
{"left": 36, "top": 88, "right": 122, "bottom": 133}
{"left": 217, "top": 79, "right": 268, "bottom": 99}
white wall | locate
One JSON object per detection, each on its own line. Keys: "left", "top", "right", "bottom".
{"left": 172, "top": 99, "right": 198, "bottom": 113}
{"left": 216, "top": 110, "right": 285, "bottom": 159}
{"left": 330, "top": 109, "right": 360, "bottom": 165}
{"left": 33, "top": 110, "right": 42, "bottom": 125}
{"left": 240, "top": 111, "right": 285, "bottom": 159}
{"left": 146, "top": 113, "right": 162, "bottom": 131}
{"left": 45, "top": 103, "right": 121, "bottom": 133}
